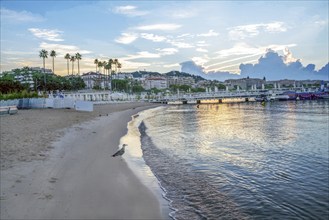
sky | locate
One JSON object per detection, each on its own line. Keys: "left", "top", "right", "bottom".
{"left": 1, "top": 0, "right": 328, "bottom": 80}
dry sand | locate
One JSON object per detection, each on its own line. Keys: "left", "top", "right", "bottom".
{"left": 0, "top": 102, "right": 165, "bottom": 219}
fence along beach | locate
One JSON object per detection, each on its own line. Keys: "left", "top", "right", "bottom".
{"left": 0, "top": 102, "right": 165, "bottom": 219}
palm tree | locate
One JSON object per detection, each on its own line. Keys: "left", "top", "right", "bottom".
{"left": 39, "top": 49, "right": 48, "bottom": 90}
{"left": 114, "top": 58, "right": 118, "bottom": 74}
{"left": 75, "top": 53, "right": 82, "bottom": 75}
{"left": 104, "top": 62, "right": 110, "bottom": 89}
{"left": 108, "top": 59, "right": 114, "bottom": 79}
{"left": 97, "top": 61, "right": 105, "bottom": 89}
{"left": 65, "top": 53, "right": 71, "bottom": 75}
{"left": 50, "top": 50, "right": 56, "bottom": 74}
{"left": 102, "top": 61, "right": 107, "bottom": 74}
{"left": 117, "top": 62, "right": 122, "bottom": 73}
{"left": 94, "top": 59, "right": 99, "bottom": 73}
{"left": 70, "top": 55, "right": 76, "bottom": 75}
{"left": 97, "top": 61, "right": 103, "bottom": 73}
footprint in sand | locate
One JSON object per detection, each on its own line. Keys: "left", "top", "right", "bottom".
{"left": 39, "top": 193, "right": 53, "bottom": 200}
{"left": 48, "top": 177, "right": 58, "bottom": 183}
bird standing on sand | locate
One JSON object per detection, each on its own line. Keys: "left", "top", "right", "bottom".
{"left": 112, "top": 144, "right": 127, "bottom": 157}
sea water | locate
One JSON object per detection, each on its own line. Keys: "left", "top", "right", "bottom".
{"left": 125, "top": 100, "right": 329, "bottom": 220}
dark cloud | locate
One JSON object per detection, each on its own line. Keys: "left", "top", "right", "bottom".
{"left": 180, "top": 61, "right": 239, "bottom": 81}
{"left": 180, "top": 50, "right": 328, "bottom": 81}
{"left": 239, "top": 50, "right": 328, "bottom": 80}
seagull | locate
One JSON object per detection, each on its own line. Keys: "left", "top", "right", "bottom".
{"left": 112, "top": 144, "right": 127, "bottom": 157}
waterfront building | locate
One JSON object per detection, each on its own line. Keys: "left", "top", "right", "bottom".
{"left": 224, "top": 78, "right": 265, "bottom": 90}
{"left": 167, "top": 76, "right": 195, "bottom": 87}
{"left": 143, "top": 77, "right": 167, "bottom": 90}
{"left": 81, "top": 72, "right": 108, "bottom": 89}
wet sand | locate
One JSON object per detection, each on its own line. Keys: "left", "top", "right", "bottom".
{"left": 0, "top": 102, "right": 164, "bottom": 219}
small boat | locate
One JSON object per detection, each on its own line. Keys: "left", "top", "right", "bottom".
{"left": 297, "top": 92, "right": 313, "bottom": 100}
{"left": 276, "top": 91, "right": 297, "bottom": 101}
{"left": 255, "top": 94, "right": 269, "bottom": 102}
{"left": 313, "top": 91, "right": 329, "bottom": 99}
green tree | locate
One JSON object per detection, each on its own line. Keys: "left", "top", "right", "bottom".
{"left": 132, "top": 85, "right": 144, "bottom": 93}
{"left": 64, "top": 53, "right": 71, "bottom": 75}
{"left": 50, "top": 50, "right": 57, "bottom": 74}
{"left": 111, "top": 79, "right": 129, "bottom": 92}
{"left": 217, "top": 83, "right": 226, "bottom": 90}
{"left": 179, "top": 85, "right": 191, "bottom": 92}
{"left": 0, "top": 75, "right": 24, "bottom": 94}
{"left": 191, "top": 87, "right": 206, "bottom": 93}
{"left": 75, "top": 53, "right": 82, "bottom": 75}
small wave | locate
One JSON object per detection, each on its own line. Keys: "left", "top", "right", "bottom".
{"left": 139, "top": 121, "right": 249, "bottom": 220}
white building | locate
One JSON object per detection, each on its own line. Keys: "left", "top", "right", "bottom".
{"left": 167, "top": 76, "right": 195, "bottom": 87}
{"left": 81, "top": 72, "right": 108, "bottom": 89}
{"left": 14, "top": 74, "right": 34, "bottom": 89}
{"left": 30, "top": 67, "right": 54, "bottom": 75}
{"left": 143, "top": 77, "right": 167, "bottom": 90}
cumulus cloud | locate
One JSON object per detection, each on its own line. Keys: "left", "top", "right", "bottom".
{"left": 29, "top": 28, "right": 64, "bottom": 42}
{"left": 180, "top": 60, "right": 238, "bottom": 81}
{"left": 113, "top": 5, "right": 148, "bottom": 16}
{"left": 180, "top": 61, "right": 205, "bottom": 76}
{"left": 181, "top": 49, "right": 328, "bottom": 81}
{"left": 283, "top": 47, "right": 298, "bottom": 63}
{"left": 239, "top": 49, "right": 328, "bottom": 80}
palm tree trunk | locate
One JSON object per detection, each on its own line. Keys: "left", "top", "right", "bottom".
{"left": 52, "top": 57, "right": 55, "bottom": 74}
{"left": 43, "top": 58, "right": 46, "bottom": 90}
{"left": 78, "top": 60, "right": 80, "bottom": 75}
{"left": 67, "top": 60, "right": 69, "bottom": 75}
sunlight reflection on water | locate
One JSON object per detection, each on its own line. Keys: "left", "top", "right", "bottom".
{"left": 138, "top": 100, "right": 329, "bottom": 219}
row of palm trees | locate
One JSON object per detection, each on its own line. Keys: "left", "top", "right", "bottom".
{"left": 39, "top": 49, "right": 122, "bottom": 77}
{"left": 39, "top": 49, "right": 123, "bottom": 90}
{"left": 93, "top": 58, "right": 121, "bottom": 76}
{"left": 64, "top": 53, "right": 82, "bottom": 75}
{"left": 39, "top": 49, "right": 82, "bottom": 76}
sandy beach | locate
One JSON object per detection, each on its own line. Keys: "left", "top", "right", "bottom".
{"left": 0, "top": 102, "right": 165, "bottom": 219}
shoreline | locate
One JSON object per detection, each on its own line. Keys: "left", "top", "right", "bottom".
{"left": 120, "top": 106, "right": 171, "bottom": 219}
{"left": 0, "top": 102, "right": 165, "bottom": 219}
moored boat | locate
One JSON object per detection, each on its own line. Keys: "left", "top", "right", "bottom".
{"left": 275, "top": 91, "right": 297, "bottom": 101}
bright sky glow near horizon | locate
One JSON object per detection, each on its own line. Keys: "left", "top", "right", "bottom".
{"left": 1, "top": 0, "right": 328, "bottom": 79}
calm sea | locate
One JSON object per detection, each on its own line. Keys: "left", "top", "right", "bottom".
{"left": 127, "top": 100, "right": 329, "bottom": 220}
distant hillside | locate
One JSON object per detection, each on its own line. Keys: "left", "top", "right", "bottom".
{"left": 124, "top": 70, "right": 206, "bottom": 82}
{"left": 163, "top": 71, "right": 205, "bottom": 82}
